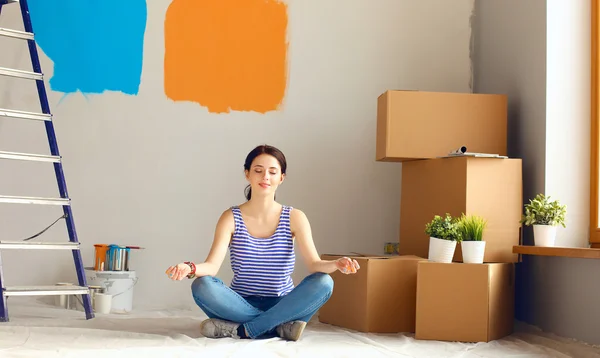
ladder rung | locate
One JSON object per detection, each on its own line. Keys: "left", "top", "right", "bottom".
{"left": 0, "top": 28, "right": 33, "bottom": 41}
{"left": 0, "top": 195, "right": 70, "bottom": 206}
{"left": 0, "top": 67, "right": 43, "bottom": 81}
{"left": 0, "top": 108, "right": 51, "bottom": 121}
{"left": 0, "top": 151, "right": 60, "bottom": 163}
{"left": 0, "top": 241, "right": 79, "bottom": 250}
{"left": 4, "top": 285, "right": 89, "bottom": 297}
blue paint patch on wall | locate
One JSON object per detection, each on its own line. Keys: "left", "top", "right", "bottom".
{"left": 28, "top": 0, "right": 147, "bottom": 95}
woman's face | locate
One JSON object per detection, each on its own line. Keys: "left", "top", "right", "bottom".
{"left": 245, "top": 154, "right": 285, "bottom": 197}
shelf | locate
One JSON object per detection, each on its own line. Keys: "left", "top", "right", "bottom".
{"left": 513, "top": 245, "right": 600, "bottom": 259}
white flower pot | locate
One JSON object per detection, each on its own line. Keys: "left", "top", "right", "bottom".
{"left": 533, "top": 224, "right": 557, "bottom": 247}
{"left": 461, "top": 241, "right": 486, "bottom": 264}
{"left": 428, "top": 237, "right": 457, "bottom": 263}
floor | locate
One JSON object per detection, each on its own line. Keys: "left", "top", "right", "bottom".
{"left": 0, "top": 298, "right": 599, "bottom": 358}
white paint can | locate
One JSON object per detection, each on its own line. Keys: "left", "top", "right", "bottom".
{"left": 94, "top": 293, "right": 112, "bottom": 314}
{"left": 84, "top": 268, "right": 137, "bottom": 313}
{"left": 55, "top": 282, "right": 77, "bottom": 309}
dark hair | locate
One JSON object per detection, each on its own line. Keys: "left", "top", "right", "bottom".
{"left": 244, "top": 144, "right": 287, "bottom": 200}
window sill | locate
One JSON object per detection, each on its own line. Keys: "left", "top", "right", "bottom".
{"left": 513, "top": 245, "right": 600, "bottom": 259}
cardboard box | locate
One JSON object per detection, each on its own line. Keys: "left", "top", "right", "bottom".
{"left": 399, "top": 156, "right": 522, "bottom": 263}
{"left": 318, "top": 254, "right": 426, "bottom": 333}
{"left": 376, "top": 90, "right": 507, "bottom": 162}
{"left": 415, "top": 262, "right": 515, "bottom": 342}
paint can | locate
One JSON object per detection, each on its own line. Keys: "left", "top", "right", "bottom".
{"left": 95, "top": 244, "right": 142, "bottom": 272}
{"left": 94, "top": 244, "right": 109, "bottom": 270}
{"left": 94, "top": 293, "right": 112, "bottom": 314}
{"left": 384, "top": 242, "right": 399, "bottom": 255}
{"left": 54, "top": 282, "right": 76, "bottom": 309}
{"left": 84, "top": 268, "right": 137, "bottom": 313}
{"left": 124, "top": 249, "right": 130, "bottom": 271}
{"left": 106, "top": 245, "right": 118, "bottom": 271}
{"left": 73, "top": 285, "right": 105, "bottom": 312}
{"left": 106, "top": 245, "right": 132, "bottom": 271}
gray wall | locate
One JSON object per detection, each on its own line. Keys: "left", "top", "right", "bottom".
{"left": 474, "top": 0, "right": 600, "bottom": 346}
{"left": 0, "top": 0, "right": 475, "bottom": 310}
{"left": 472, "top": 0, "right": 547, "bottom": 215}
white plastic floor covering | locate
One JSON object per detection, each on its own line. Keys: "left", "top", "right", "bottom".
{"left": 0, "top": 298, "right": 599, "bottom": 358}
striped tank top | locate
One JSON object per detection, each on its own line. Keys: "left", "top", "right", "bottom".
{"left": 229, "top": 205, "right": 295, "bottom": 297}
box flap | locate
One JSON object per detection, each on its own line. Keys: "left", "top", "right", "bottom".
{"left": 387, "top": 89, "right": 419, "bottom": 92}
{"left": 321, "top": 253, "right": 376, "bottom": 258}
{"left": 321, "top": 253, "right": 426, "bottom": 261}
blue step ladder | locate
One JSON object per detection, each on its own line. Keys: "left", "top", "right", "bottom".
{"left": 0, "top": 0, "right": 94, "bottom": 321}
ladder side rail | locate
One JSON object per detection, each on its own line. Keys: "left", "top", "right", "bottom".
{"left": 18, "top": 0, "right": 94, "bottom": 320}
{"left": 19, "top": 0, "right": 79, "bottom": 245}
{"left": 0, "top": 1, "right": 8, "bottom": 323}
{"left": 0, "top": 252, "right": 7, "bottom": 322}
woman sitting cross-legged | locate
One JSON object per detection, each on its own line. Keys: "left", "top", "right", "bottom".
{"left": 165, "top": 144, "right": 360, "bottom": 341}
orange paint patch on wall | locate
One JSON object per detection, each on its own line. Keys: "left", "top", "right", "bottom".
{"left": 164, "top": 0, "right": 289, "bottom": 114}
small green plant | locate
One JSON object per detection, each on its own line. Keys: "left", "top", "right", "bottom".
{"left": 520, "top": 193, "right": 567, "bottom": 227}
{"left": 457, "top": 214, "right": 487, "bottom": 241}
{"left": 425, "top": 213, "right": 461, "bottom": 242}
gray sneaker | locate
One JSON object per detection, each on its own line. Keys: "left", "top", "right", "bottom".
{"left": 199, "top": 318, "right": 240, "bottom": 339}
{"left": 276, "top": 321, "right": 307, "bottom": 341}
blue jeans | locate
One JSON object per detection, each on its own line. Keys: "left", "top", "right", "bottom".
{"left": 191, "top": 272, "right": 334, "bottom": 339}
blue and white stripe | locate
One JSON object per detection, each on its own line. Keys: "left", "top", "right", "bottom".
{"left": 229, "top": 206, "right": 295, "bottom": 297}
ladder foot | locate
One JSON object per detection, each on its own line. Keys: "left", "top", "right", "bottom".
{"left": 0, "top": 302, "right": 7, "bottom": 322}
{"left": 80, "top": 291, "right": 95, "bottom": 320}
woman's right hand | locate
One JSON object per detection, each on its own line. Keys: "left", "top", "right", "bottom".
{"left": 335, "top": 257, "right": 360, "bottom": 274}
{"left": 165, "top": 263, "right": 191, "bottom": 281}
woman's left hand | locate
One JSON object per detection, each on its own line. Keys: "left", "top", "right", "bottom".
{"left": 165, "top": 263, "right": 192, "bottom": 281}
{"left": 335, "top": 257, "right": 360, "bottom": 274}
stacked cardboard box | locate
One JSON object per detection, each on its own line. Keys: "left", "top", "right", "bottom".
{"left": 376, "top": 90, "right": 507, "bottom": 162}
{"left": 318, "top": 90, "right": 520, "bottom": 343}
{"left": 415, "top": 261, "right": 514, "bottom": 342}
{"left": 399, "top": 156, "right": 522, "bottom": 263}
{"left": 318, "top": 254, "right": 426, "bottom": 333}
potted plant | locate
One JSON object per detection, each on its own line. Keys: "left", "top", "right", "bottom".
{"left": 520, "top": 193, "right": 566, "bottom": 247}
{"left": 425, "top": 213, "right": 461, "bottom": 263}
{"left": 457, "top": 214, "right": 487, "bottom": 263}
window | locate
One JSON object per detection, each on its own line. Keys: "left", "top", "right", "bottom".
{"left": 591, "top": 0, "right": 600, "bottom": 247}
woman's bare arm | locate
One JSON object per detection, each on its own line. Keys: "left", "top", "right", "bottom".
{"left": 166, "top": 209, "right": 234, "bottom": 280}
